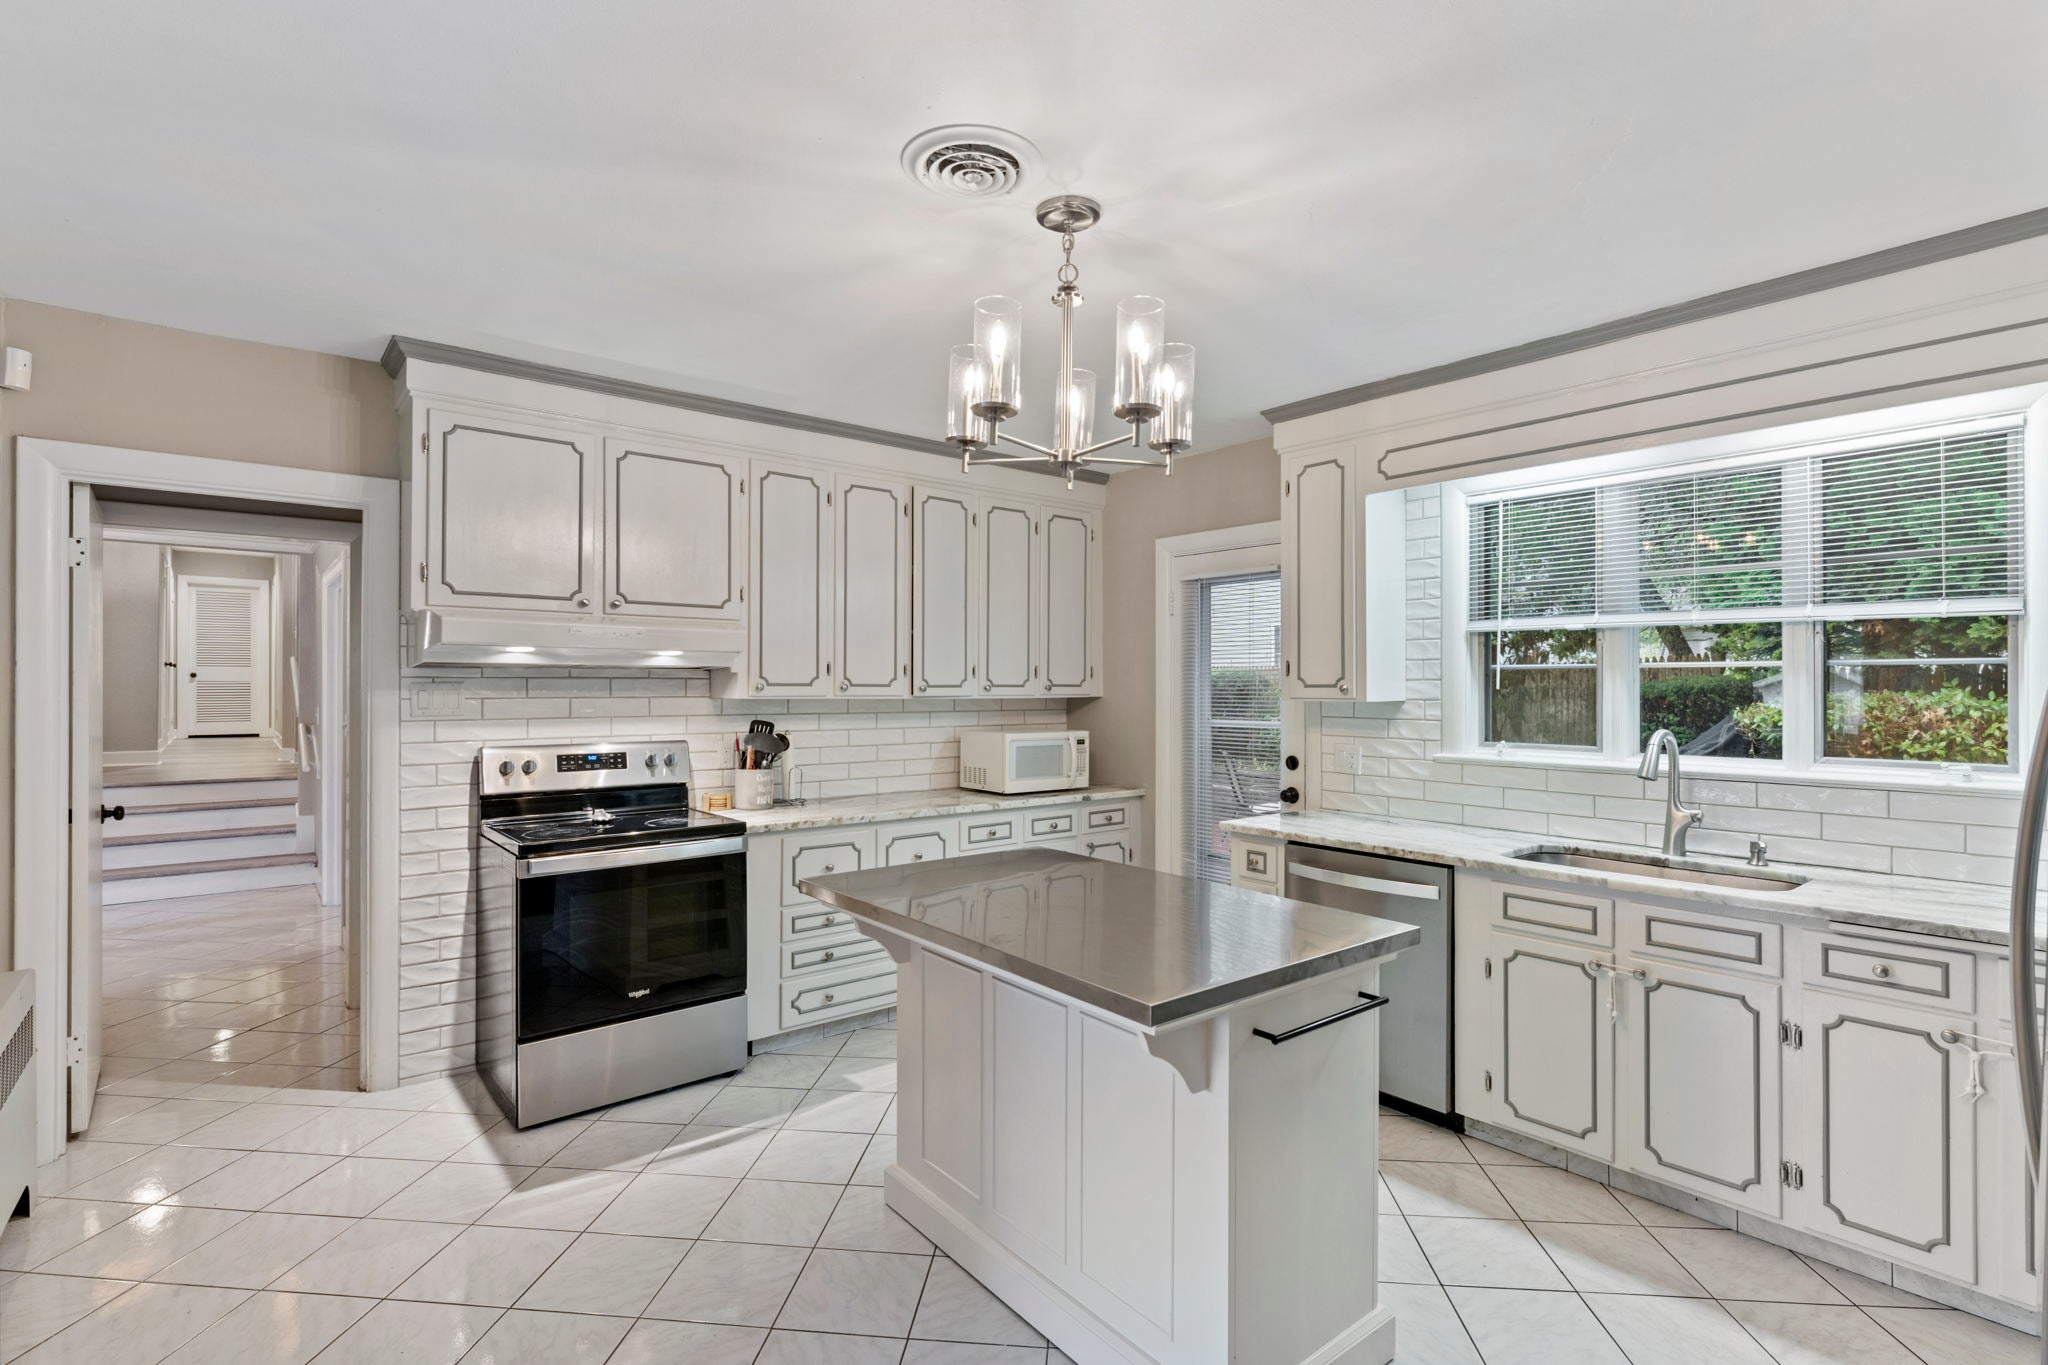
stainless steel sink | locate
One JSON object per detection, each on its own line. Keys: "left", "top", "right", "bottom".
{"left": 1508, "top": 845, "right": 1808, "bottom": 891}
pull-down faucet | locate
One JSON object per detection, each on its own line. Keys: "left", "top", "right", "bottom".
{"left": 1638, "top": 729, "right": 1703, "bottom": 856}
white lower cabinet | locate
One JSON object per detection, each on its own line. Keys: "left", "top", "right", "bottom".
{"left": 1787, "top": 989, "right": 1976, "bottom": 1281}
{"left": 1446, "top": 866, "right": 2020, "bottom": 1308}
{"left": 1618, "top": 960, "right": 1782, "bottom": 1218}
{"left": 1486, "top": 929, "right": 1614, "bottom": 1162}
{"left": 749, "top": 799, "right": 1145, "bottom": 1040}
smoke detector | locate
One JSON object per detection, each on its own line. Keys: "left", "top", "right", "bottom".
{"left": 900, "top": 125, "right": 1042, "bottom": 200}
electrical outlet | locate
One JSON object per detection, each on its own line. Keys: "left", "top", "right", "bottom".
{"left": 1333, "top": 745, "right": 1364, "bottom": 775}
{"left": 411, "top": 681, "right": 465, "bottom": 718}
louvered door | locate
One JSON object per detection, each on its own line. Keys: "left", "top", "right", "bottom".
{"left": 176, "top": 576, "right": 272, "bottom": 736}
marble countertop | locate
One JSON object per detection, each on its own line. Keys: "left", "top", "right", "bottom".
{"left": 1222, "top": 810, "right": 2027, "bottom": 946}
{"left": 799, "top": 847, "right": 1420, "bottom": 1029}
{"left": 720, "top": 785, "right": 1145, "bottom": 832}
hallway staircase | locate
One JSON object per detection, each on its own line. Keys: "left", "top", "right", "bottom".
{"left": 101, "top": 774, "right": 317, "bottom": 904}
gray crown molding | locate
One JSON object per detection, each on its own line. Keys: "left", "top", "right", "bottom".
{"left": 382, "top": 335, "right": 1108, "bottom": 484}
{"left": 1262, "top": 205, "right": 2048, "bottom": 426}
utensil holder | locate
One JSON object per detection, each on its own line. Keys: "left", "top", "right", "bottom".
{"left": 733, "top": 769, "right": 777, "bottom": 811}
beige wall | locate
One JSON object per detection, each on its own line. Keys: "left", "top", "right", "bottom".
{"left": 0, "top": 297, "right": 395, "bottom": 966}
{"left": 1068, "top": 437, "right": 1280, "bottom": 862}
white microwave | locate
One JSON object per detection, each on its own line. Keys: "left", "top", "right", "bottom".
{"left": 959, "top": 729, "right": 1090, "bottom": 794}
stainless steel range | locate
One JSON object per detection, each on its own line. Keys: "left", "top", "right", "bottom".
{"left": 475, "top": 739, "right": 749, "bottom": 1128}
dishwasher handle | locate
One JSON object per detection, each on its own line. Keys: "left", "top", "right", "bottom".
{"left": 1288, "top": 861, "right": 1441, "bottom": 901}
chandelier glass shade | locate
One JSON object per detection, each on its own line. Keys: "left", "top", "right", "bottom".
{"left": 944, "top": 196, "right": 1192, "bottom": 486}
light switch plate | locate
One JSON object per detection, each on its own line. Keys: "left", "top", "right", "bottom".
{"left": 411, "top": 681, "right": 466, "bottom": 718}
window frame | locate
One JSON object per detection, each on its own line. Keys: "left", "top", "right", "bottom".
{"left": 1441, "top": 385, "right": 2048, "bottom": 788}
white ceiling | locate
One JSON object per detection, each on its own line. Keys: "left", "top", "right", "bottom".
{"left": 4, "top": 1, "right": 2046, "bottom": 454}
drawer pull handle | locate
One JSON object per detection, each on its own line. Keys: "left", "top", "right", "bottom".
{"left": 822, "top": 864, "right": 835, "bottom": 873}
{"left": 822, "top": 950, "right": 835, "bottom": 962}
{"left": 912, "top": 853, "right": 924, "bottom": 861}
{"left": 1253, "top": 992, "right": 1389, "bottom": 1045}
{"left": 822, "top": 993, "right": 835, "bottom": 1004}
{"left": 1872, "top": 963, "right": 1893, "bottom": 979}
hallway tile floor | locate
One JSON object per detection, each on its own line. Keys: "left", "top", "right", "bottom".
{"left": 1, "top": 887, "right": 2036, "bottom": 1363}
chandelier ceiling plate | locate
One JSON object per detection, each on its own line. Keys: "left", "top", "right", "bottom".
{"left": 1034, "top": 195, "right": 1102, "bottom": 234}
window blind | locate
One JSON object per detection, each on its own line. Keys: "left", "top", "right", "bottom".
{"left": 1179, "top": 571, "right": 1282, "bottom": 883}
{"left": 1466, "top": 422, "right": 2024, "bottom": 631}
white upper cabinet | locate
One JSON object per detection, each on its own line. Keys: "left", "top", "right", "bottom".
{"left": 834, "top": 473, "right": 911, "bottom": 697}
{"left": 603, "top": 438, "right": 745, "bottom": 622}
{"left": 978, "top": 496, "right": 1038, "bottom": 696}
{"left": 746, "top": 461, "right": 834, "bottom": 696}
{"left": 421, "top": 408, "right": 599, "bottom": 614}
{"left": 1039, "top": 507, "right": 1097, "bottom": 696}
{"left": 1279, "top": 445, "right": 1405, "bottom": 702}
{"left": 912, "top": 488, "right": 976, "bottom": 697}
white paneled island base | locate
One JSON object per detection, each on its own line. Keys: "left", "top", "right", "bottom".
{"left": 801, "top": 850, "right": 1419, "bottom": 1365}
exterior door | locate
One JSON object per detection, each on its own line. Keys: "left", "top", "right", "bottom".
{"left": 747, "top": 462, "right": 833, "bottom": 696}
{"left": 176, "top": 575, "right": 272, "bottom": 737}
{"left": 1488, "top": 929, "right": 1615, "bottom": 1161}
{"left": 1788, "top": 991, "right": 1976, "bottom": 1280}
{"left": 834, "top": 474, "right": 911, "bottom": 697}
{"left": 602, "top": 438, "right": 744, "bottom": 621}
{"left": 68, "top": 484, "right": 105, "bottom": 1132}
{"left": 1281, "top": 448, "right": 1356, "bottom": 699}
{"left": 978, "top": 497, "right": 1036, "bottom": 696}
{"left": 1618, "top": 959, "right": 1781, "bottom": 1217}
{"left": 913, "top": 488, "right": 976, "bottom": 697}
{"left": 1039, "top": 507, "right": 1096, "bottom": 696}
{"left": 424, "top": 408, "right": 598, "bottom": 614}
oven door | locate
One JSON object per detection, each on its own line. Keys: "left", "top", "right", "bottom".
{"left": 1005, "top": 735, "right": 1077, "bottom": 793}
{"left": 515, "top": 837, "right": 746, "bottom": 1043}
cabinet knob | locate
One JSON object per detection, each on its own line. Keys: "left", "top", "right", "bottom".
{"left": 823, "top": 950, "right": 836, "bottom": 961}
{"left": 609, "top": 597, "right": 623, "bottom": 609}
{"left": 918, "top": 682, "right": 928, "bottom": 693}
{"left": 983, "top": 682, "right": 993, "bottom": 693}
{"left": 822, "top": 993, "right": 836, "bottom": 1004}
{"left": 1044, "top": 682, "right": 1053, "bottom": 692}
{"left": 823, "top": 864, "right": 835, "bottom": 873}
{"left": 1871, "top": 963, "right": 1893, "bottom": 979}
{"left": 912, "top": 852, "right": 924, "bottom": 861}
{"left": 756, "top": 681, "right": 766, "bottom": 693}
{"left": 840, "top": 680, "right": 849, "bottom": 692}
{"left": 576, "top": 596, "right": 590, "bottom": 607}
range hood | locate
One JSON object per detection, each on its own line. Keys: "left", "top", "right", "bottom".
{"left": 409, "top": 609, "right": 744, "bottom": 670}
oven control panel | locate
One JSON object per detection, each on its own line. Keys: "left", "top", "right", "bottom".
{"left": 557, "top": 752, "right": 628, "bottom": 772}
{"left": 479, "top": 740, "right": 690, "bottom": 796}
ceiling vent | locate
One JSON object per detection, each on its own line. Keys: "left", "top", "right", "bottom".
{"left": 900, "top": 126, "right": 1041, "bottom": 200}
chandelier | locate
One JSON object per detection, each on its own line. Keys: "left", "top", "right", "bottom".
{"left": 944, "top": 195, "right": 1194, "bottom": 487}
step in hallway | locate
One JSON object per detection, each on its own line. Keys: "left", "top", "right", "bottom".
{"left": 102, "top": 767, "right": 317, "bottom": 906}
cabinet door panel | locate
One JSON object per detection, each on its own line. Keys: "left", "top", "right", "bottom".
{"left": 913, "top": 489, "right": 976, "bottom": 696}
{"left": 979, "top": 498, "right": 1036, "bottom": 695}
{"left": 1490, "top": 930, "right": 1612, "bottom": 1160}
{"left": 835, "top": 475, "right": 910, "bottom": 695}
{"left": 1040, "top": 508, "right": 1095, "bottom": 694}
{"left": 750, "top": 464, "right": 832, "bottom": 695}
{"left": 426, "top": 410, "right": 596, "bottom": 613}
{"left": 605, "top": 439, "right": 742, "bottom": 620}
{"left": 1792, "top": 992, "right": 1975, "bottom": 1279}
{"left": 1620, "top": 959, "right": 1779, "bottom": 1216}
{"left": 1282, "top": 451, "right": 1353, "bottom": 697}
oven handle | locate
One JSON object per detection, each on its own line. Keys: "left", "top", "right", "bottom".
{"left": 514, "top": 835, "right": 746, "bottom": 879}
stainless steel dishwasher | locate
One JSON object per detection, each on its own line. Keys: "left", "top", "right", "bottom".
{"left": 1284, "top": 843, "right": 1453, "bottom": 1122}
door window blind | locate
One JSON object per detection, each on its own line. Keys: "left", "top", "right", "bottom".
{"left": 1466, "top": 422, "right": 2025, "bottom": 631}
{"left": 1180, "top": 571, "right": 1282, "bottom": 883}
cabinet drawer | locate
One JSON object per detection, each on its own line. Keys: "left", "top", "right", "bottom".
{"left": 1624, "top": 904, "right": 1782, "bottom": 975}
{"left": 1233, "top": 839, "right": 1280, "bottom": 887}
{"left": 1803, "top": 931, "right": 1976, "bottom": 1013}
{"left": 1025, "top": 811, "right": 1077, "bottom": 841}
{"left": 782, "top": 905, "right": 858, "bottom": 942}
{"left": 878, "top": 819, "right": 961, "bottom": 867}
{"left": 1084, "top": 805, "right": 1130, "bottom": 831}
{"left": 785, "top": 932, "right": 888, "bottom": 977}
{"left": 780, "top": 961, "right": 897, "bottom": 1030}
{"left": 782, "top": 831, "right": 875, "bottom": 907}
{"left": 962, "top": 815, "right": 1020, "bottom": 850}
{"left": 1490, "top": 881, "right": 1613, "bottom": 945}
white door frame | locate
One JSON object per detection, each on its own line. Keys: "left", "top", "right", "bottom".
{"left": 317, "top": 556, "right": 348, "bottom": 910}
{"left": 1153, "top": 521, "right": 1283, "bottom": 879}
{"left": 173, "top": 571, "right": 275, "bottom": 739}
{"left": 16, "top": 437, "right": 402, "bottom": 1163}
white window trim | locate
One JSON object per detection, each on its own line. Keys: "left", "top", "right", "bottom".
{"left": 1443, "top": 384, "right": 2048, "bottom": 792}
{"left": 1153, "top": 522, "right": 1284, "bottom": 878}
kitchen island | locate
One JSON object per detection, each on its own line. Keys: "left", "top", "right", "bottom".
{"left": 800, "top": 849, "right": 1419, "bottom": 1365}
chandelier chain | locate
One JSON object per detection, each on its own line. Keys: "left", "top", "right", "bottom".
{"left": 1056, "top": 232, "right": 1079, "bottom": 290}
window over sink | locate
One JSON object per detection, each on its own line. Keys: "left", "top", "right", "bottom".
{"left": 1453, "top": 395, "right": 2032, "bottom": 775}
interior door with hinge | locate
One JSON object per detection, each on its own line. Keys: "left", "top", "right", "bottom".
{"left": 68, "top": 483, "right": 106, "bottom": 1132}
{"left": 176, "top": 575, "right": 272, "bottom": 736}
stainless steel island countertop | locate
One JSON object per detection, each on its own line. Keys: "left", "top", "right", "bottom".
{"left": 798, "top": 848, "right": 1420, "bottom": 1029}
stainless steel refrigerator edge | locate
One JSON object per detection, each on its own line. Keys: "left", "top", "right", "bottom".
{"left": 1285, "top": 843, "right": 1453, "bottom": 1119}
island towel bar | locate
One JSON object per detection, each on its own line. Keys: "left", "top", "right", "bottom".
{"left": 1252, "top": 991, "right": 1389, "bottom": 1045}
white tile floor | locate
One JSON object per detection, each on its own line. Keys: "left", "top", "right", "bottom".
{"left": 2, "top": 885, "right": 2035, "bottom": 1364}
